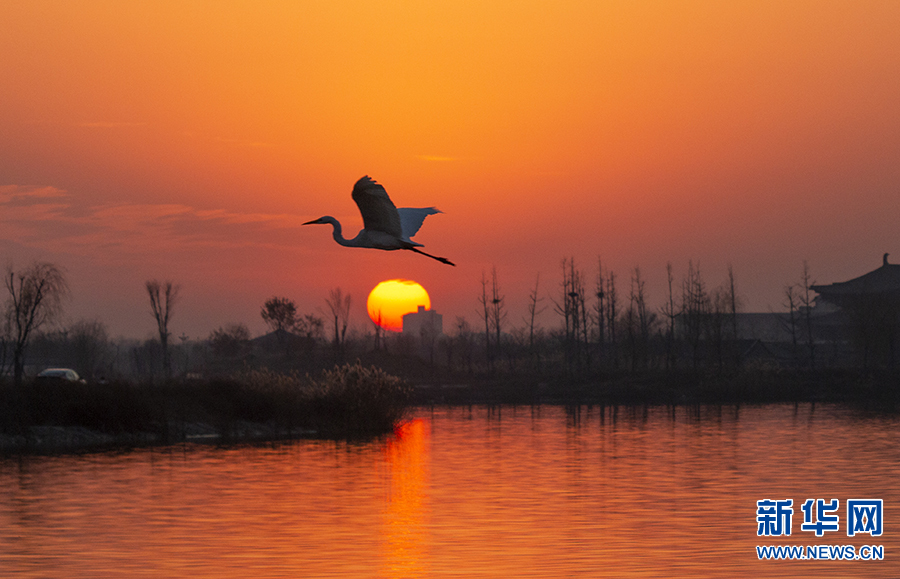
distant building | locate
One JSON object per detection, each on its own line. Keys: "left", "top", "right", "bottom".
{"left": 402, "top": 305, "right": 443, "bottom": 338}
{"left": 810, "top": 253, "right": 900, "bottom": 307}
{"left": 808, "top": 253, "right": 900, "bottom": 367}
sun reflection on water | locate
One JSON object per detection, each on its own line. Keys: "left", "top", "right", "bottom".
{"left": 379, "top": 419, "right": 430, "bottom": 578}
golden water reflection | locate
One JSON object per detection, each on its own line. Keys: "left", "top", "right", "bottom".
{"left": 380, "top": 419, "right": 429, "bottom": 578}
{"left": 0, "top": 404, "right": 898, "bottom": 578}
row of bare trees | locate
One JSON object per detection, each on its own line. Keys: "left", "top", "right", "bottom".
{"left": 457, "top": 257, "right": 900, "bottom": 377}
{"left": 1, "top": 267, "right": 359, "bottom": 382}
{"left": 10, "top": 255, "right": 900, "bottom": 386}
{"left": 453, "top": 259, "right": 745, "bottom": 378}
{"left": 0, "top": 256, "right": 755, "bottom": 387}
{"left": 477, "top": 267, "right": 506, "bottom": 372}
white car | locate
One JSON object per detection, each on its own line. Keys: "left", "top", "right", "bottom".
{"left": 36, "top": 368, "right": 86, "bottom": 384}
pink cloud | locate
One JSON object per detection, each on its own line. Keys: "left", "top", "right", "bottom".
{"left": 0, "top": 184, "right": 313, "bottom": 260}
{"left": 0, "top": 185, "right": 69, "bottom": 203}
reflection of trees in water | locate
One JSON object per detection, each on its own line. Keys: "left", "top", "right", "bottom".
{"left": 380, "top": 419, "right": 429, "bottom": 578}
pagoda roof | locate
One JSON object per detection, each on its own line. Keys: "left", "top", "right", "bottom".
{"left": 810, "top": 254, "right": 900, "bottom": 296}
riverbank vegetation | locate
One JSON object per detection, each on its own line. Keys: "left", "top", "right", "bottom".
{"left": 0, "top": 362, "right": 412, "bottom": 453}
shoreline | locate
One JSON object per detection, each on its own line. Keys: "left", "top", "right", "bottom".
{"left": 2, "top": 368, "right": 897, "bottom": 455}
{"left": 408, "top": 368, "right": 900, "bottom": 408}
{"left": 0, "top": 421, "right": 319, "bottom": 455}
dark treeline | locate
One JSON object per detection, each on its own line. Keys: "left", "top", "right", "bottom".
{"left": 385, "top": 256, "right": 898, "bottom": 406}
{"left": 431, "top": 258, "right": 745, "bottom": 382}
{"left": 4, "top": 257, "right": 900, "bottom": 415}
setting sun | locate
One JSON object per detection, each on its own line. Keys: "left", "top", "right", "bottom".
{"left": 367, "top": 280, "right": 431, "bottom": 332}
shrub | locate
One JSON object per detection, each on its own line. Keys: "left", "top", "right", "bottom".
{"left": 231, "top": 363, "right": 411, "bottom": 435}
{"left": 306, "top": 362, "right": 412, "bottom": 434}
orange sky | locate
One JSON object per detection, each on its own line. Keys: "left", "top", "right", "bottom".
{"left": 2, "top": 1, "right": 900, "bottom": 339}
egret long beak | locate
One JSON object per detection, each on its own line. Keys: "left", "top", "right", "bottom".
{"left": 302, "top": 218, "right": 321, "bottom": 225}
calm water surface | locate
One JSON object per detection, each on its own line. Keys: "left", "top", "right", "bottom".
{"left": 1, "top": 404, "right": 898, "bottom": 578}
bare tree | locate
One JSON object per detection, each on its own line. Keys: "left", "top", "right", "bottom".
{"left": 628, "top": 266, "right": 654, "bottom": 371}
{"left": 798, "top": 261, "right": 816, "bottom": 369}
{"left": 556, "top": 258, "right": 588, "bottom": 375}
{"left": 709, "top": 286, "right": 729, "bottom": 371}
{"left": 475, "top": 267, "right": 507, "bottom": 372}
{"left": 726, "top": 264, "right": 740, "bottom": 367}
{"left": 324, "top": 288, "right": 351, "bottom": 361}
{"left": 370, "top": 308, "right": 385, "bottom": 351}
{"left": 578, "top": 265, "right": 591, "bottom": 362}
{"left": 489, "top": 266, "right": 507, "bottom": 368}
{"left": 477, "top": 271, "right": 494, "bottom": 370}
{"left": 660, "top": 262, "right": 679, "bottom": 369}
{"left": 555, "top": 258, "right": 576, "bottom": 374}
{"left": 454, "top": 317, "right": 475, "bottom": 375}
{"left": 5, "top": 262, "right": 68, "bottom": 387}
{"left": 782, "top": 284, "right": 801, "bottom": 365}
{"left": 525, "top": 273, "right": 546, "bottom": 369}
{"left": 146, "top": 279, "right": 180, "bottom": 379}
{"left": 682, "top": 261, "right": 710, "bottom": 369}
{"left": 605, "top": 270, "right": 619, "bottom": 369}
{"left": 261, "top": 296, "right": 298, "bottom": 333}
{"left": 593, "top": 258, "right": 606, "bottom": 363}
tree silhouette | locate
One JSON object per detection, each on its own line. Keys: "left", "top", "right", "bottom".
{"left": 146, "top": 279, "right": 180, "bottom": 379}
{"left": 661, "top": 262, "right": 679, "bottom": 370}
{"left": 525, "top": 273, "right": 545, "bottom": 370}
{"left": 261, "top": 296, "right": 298, "bottom": 333}
{"left": 4, "top": 262, "right": 68, "bottom": 387}
{"left": 798, "top": 261, "right": 816, "bottom": 369}
{"left": 324, "top": 288, "right": 351, "bottom": 362}
{"left": 478, "top": 271, "right": 493, "bottom": 370}
{"left": 209, "top": 323, "right": 251, "bottom": 359}
{"left": 489, "top": 267, "right": 506, "bottom": 369}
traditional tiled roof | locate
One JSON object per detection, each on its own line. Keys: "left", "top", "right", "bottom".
{"left": 811, "top": 254, "right": 900, "bottom": 297}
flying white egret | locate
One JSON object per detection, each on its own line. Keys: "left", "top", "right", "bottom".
{"left": 303, "top": 176, "right": 456, "bottom": 266}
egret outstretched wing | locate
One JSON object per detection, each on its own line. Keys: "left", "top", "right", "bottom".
{"left": 351, "top": 176, "right": 402, "bottom": 238}
{"left": 398, "top": 207, "right": 441, "bottom": 242}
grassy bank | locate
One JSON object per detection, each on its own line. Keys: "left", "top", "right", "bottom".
{"left": 0, "top": 362, "right": 412, "bottom": 453}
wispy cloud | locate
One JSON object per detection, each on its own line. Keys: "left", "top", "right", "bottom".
{"left": 0, "top": 184, "right": 69, "bottom": 203}
{"left": 194, "top": 209, "right": 307, "bottom": 227}
{"left": 77, "top": 121, "right": 148, "bottom": 129}
{"left": 0, "top": 184, "right": 310, "bottom": 261}
{"left": 417, "top": 155, "right": 458, "bottom": 162}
